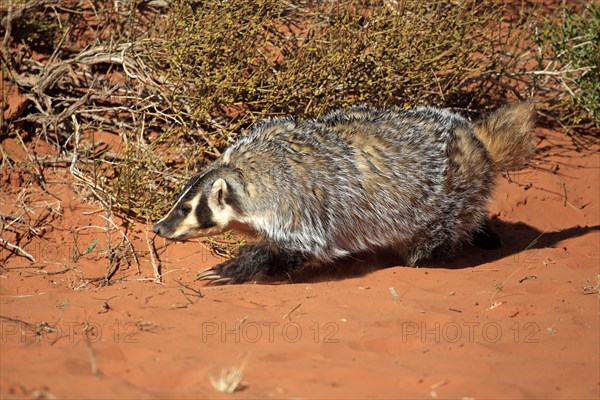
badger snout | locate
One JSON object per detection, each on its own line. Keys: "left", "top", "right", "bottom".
{"left": 151, "top": 219, "right": 195, "bottom": 241}
{"left": 152, "top": 221, "right": 165, "bottom": 236}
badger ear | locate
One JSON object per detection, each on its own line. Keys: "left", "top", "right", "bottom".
{"left": 210, "top": 178, "right": 228, "bottom": 208}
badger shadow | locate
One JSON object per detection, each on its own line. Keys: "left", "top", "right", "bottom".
{"left": 288, "top": 221, "right": 600, "bottom": 284}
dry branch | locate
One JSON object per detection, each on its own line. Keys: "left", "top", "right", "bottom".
{"left": 0, "top": 238, "right": 36, "bottom": 262}
{"left": 145, "top": 222, "right": 161, "bottom": 282}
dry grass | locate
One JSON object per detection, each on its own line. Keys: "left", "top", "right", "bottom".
{"left": 209, "top": 354, "right": 250, "bottom": 393}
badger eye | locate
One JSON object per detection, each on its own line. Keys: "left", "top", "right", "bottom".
{"left": 179, "top": 204, "right": 191, "bottom": 216}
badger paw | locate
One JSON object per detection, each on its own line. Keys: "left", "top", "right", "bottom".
{"left": 196, "top": 244, "right": 304, "bottom": 285}
{"left": 196, "top": 256, "right": 261, "bottom": 285}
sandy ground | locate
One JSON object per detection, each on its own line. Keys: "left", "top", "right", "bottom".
{"left": 1, "top": 121, "right": 599, "bottom": 399}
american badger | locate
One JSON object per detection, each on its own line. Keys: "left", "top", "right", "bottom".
{"left": 153, "top": 103, "right": 535, "bottom": 284}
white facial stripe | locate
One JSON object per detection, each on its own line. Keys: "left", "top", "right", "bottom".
{"left": 156, "top": 178, "right": 197, "bottom": 224}
{"left": 171, "top": 192, "right": 201, "bottom": 237}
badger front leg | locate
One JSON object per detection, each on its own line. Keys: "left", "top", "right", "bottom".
{"left": 197, "top": 243, "right": 306, "bottom": 284}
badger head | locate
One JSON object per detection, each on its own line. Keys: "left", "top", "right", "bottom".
{"left": 152, "top": 169, "right": 244, "bottom": 240}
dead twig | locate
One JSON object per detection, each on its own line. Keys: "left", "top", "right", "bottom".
{"left": 1, "top": 0, "right": 63, "bottom": 29}
{"left": 84, "top": 335, "right": 100, "bottom": 376}
{"left": 0, "top": 315, "right": 57, "bottom": 336}
{"left": 145, "top": 222, "right": 161, "bottom": 282}
{"left": 102, "top": 204, "right": 118, "bottom": 286}
{"left": 283, "top": 303, "right": 302, "bottom": 320}
{"left": 0, "top": 238, "right": 36, "bottom": 262}
{"left": 176, "top": 279, "right": 204, "bottom": 299}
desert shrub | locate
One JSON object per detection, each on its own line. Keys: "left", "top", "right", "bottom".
{"left": 533, "top": 3, "right": 599, "bottom": 128}
{"left": 153, "top": 0, "right": 514, "bottom": 126}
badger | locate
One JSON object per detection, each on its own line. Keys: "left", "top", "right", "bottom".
{"left": 152, "top": 102, "right": 535, "bottom": 284}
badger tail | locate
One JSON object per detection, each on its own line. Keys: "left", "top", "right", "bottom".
{"left": 473, "top": 102, "right": 536, "bottom": 172}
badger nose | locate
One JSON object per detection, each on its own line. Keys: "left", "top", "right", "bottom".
{"left": 152, "top": 223, "right": 163, "bottom": 235}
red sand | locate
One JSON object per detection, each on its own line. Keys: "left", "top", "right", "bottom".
{"left": 1, "top": 125, "right": 599, "bottom": 399}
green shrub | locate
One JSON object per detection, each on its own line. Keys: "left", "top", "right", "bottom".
{"left": 534, "top": 3, "right": 599, "bottom": 127}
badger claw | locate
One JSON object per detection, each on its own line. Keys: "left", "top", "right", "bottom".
{"left": 196, "top": 267, "right": 216, "bottom": 279}
{"left": 199, "top": 274, "right": 222, "bottom": 281}
{"left": 211, "top": 277, "right": 233, "bottom": 285}
{"left": 197, "top": 267, "right": 220, "bottom": 280}
{"left": 196, "top": 267, "right": 233, "bottom": 285}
